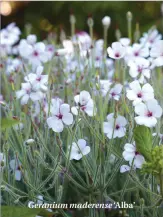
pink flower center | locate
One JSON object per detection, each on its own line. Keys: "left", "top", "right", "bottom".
{"left": 26, "top": 89, "right": 30, "bottom": 94}
{"left": 81, "top": 106, "right": 86, "bottom": 111}
{"left": 138, "top": 67, "right": 143, "bottom": 73}
{"left": 111, "top": 92, "right": 116, "bottom": 97}
{"left": 96, "top": 56, "right": 100, "bottom": 61}
{"left": 57, "top": 113, "right": 63, "bottom": 119}
{"left": 135, "top": 151, "right": 139, "bottom": 155}
{"left": 137, "top": 92, "right": 142, "bottom": 98}
{"left": 115, "top": 124, "right": 120, "bottom": 130}
{"left": 36, "top": 76, "right": 42, "bottom": 81}
{"left": 134, "top": 51, "right": 139, "bottom": 56}
{"left": 115, "top": 53, "right": 120, "bottom": 58}
{"left": 48, "top": 47, "right": 53, "bottom": 52}
{"left": 33, "top": 51, "right": 39, "bottom": 56}
{"left": 147, "top": 111, "right": 153, "bottom": 117}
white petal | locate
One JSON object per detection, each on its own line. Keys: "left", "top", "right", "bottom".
{"left": 62, "top": 113, "right": 73, "bottom": 125}
{"left": 21, "top": 94, "right": 29, "bottom": 105}
{"left": 71, "top": 106, "right": 78, "bottom": 115}
{"left": 15, "top": 170, "right": 21, "bottom": 181}
{"left": 82, "top": 146, "right": 90, "bottom": 156}
{"left": 77, "top": 139, "right": 87, "bottom": 150}
{"left": 120, "top": 165, "right": 131, "bottom": 173}
{"left": 47, "top": 117, "right": 64, "bottom": 132}
{"left": 134, "top": 103, "right": 147, "bottom": 116}
{"left": 60, "top": 104, "right": 70, "bottom": 114}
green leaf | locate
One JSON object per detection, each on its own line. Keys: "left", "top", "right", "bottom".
{"left": 1, "top": 206, "right": 54, "bottom": 217}
{"left": 1, "top": 206, "right": 41, "bottom": 217}
{"left": 134, "top": 125, "right": 152, "bottom": 162}
{"left": 1, "top": 118, "right": 20, "bottom": 130}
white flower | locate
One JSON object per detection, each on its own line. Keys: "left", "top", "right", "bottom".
{"left": 150, "top": 40, "right": 163, "bottom": 67}
{"left": 29, "top": 42, "right": 49, "bottom": 66}
{"left": 45, "top": 44, "right": 55, "bottom": 60}
{"left": 73, "top": 91, "right": 96, "bottom": 116}
{"left": 16, "top": 82, "right": 44, "bottom": 105}
{"left": 102, "top": 16, "right": 111, "bottom": 28}
{"left": 47, "top": 100, "right": 73, "bottom": 133}
{"left": 72, "top": 31, "right": 92, "bottom": 53}
{"left": 109, "top": 84, "right": 123, "bottom": 101}
{"left": 69, "top": 139, "right": 90, "bottom": 160}
{"left": 9, "top": 159, "right": 22, "bottom": 181}
{"left": 6, "top": 58, "right": 22, "bottom": 75}
{"left": 103, "top": 113, "right": 127, "bottom": 139}
{"left": 99, "top": 80, "right": 112, "bottom": 96}
{"left": 0, "top": 23, "right": 21, "bottom": 46}
{"left": 135, "top": 99, "right": 162, "bottom": 127}
{"left": 128, "top": 57, "right": 151, "bottom": 83}
{"left": 18, "top": 39, "right": 49, "bottom": 66}
{"left": 24, "top": 66, "right": 48, "bottom": 92}
{"left": 126, "top": 80, "right": 154, "bottom": 106}
{"left": 122, "top": 143, "right": 145, "bottom": 169}
{"left": 126, "top": 43, "right": 149, "bottom": 60}
{"left": 107, "top": 42, "right": 126, "bottom": 59}
{"left": 140, "top": 29, "right": 162, "bottom": 48}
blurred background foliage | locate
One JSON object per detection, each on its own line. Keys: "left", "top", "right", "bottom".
{"left": 1, "top": 1, "right": 163, "bottom": 43}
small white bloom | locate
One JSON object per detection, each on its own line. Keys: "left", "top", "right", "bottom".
{"left": 128, "top": 57, "right": 151, "bottom": 84}
{"left": 107, "top": 42, "right": 126, "bottom": 59}
{"left": 126, "top": 43, "right": 149, "bottom": 60}
{"left": 9, "top": 159, "right": 22, "bottom": 181}
{"left": 135, "top": 99, "right": 162, "bottom": 127}
{"left": 99, "top": 80, "right": 112, "bottom": 96}
{"left": 150, "top": 40, "right": 163, "bottom": 67}
{"left": 24, "top": 66, "right": 48, "bottom": 92}
{"left": 47, "top": 100, "right": 73, "bottom": 133}
{"left": 103, "top": 113, "right": 127, "bottom": 139}
{"left": 122, "top": 143, "right": 145, "bottom": 169}
{"left": 126, "top": 80, "right": 154, "bottom": 106}
{"left": 74, "top": 91, "right": 96, "bottom": 116}
{"left": 109, "top": 83, "right": 123, "bottom": 101}
{"left": 140, "top": 29, "right": 162, "bottom": 48}
{"left": 69, "top": 139, "right": 90, "bottom": 160}
{"left": 16, "top": 82, "right": 44, "bottom": 105}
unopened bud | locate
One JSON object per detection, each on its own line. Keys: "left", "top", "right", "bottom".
{"left": 127, "top": 11, "right": 133, "bottom": 21}
{"left": 102, "top": 16, "right": 111, "bottom": 28}
{"left": 70, "top": 14, "right": 76, "bottom": 24}
{"left": 87, "top": 17, "right": 94, "bottom": 27}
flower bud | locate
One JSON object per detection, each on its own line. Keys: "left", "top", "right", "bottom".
{"left": 25, "top": 139, "right": 35, "bottom": 145}
{"left": 55, "top": 49, "right": 68, "bottom": 56}
{"left": 70, "top": 14, "right": 76, "bottom": 24}
{"left": 102, "top": 16, "right": 111, "bottom": 28}
{"left": 126, "top": 11, "right": 133, "bottom": 21}
{"left": 87, "top": 17, "right": 94, "bottom": 27}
